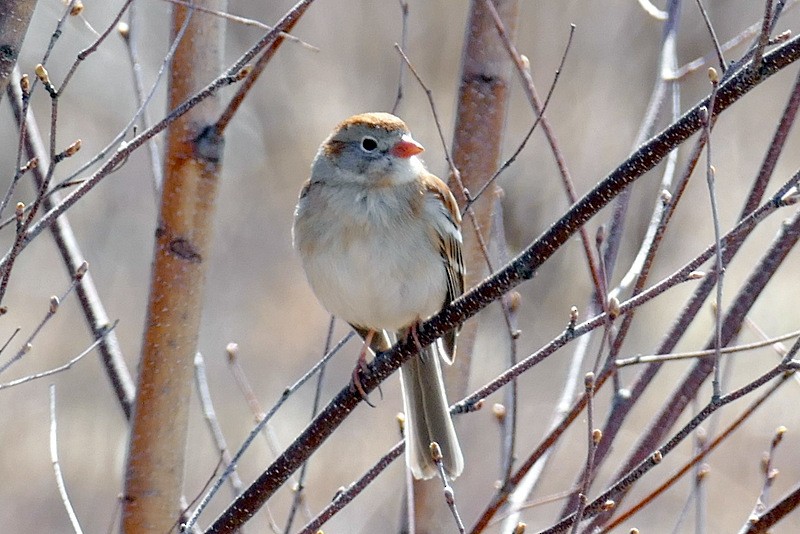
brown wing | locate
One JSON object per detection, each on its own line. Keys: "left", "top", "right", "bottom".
{"left": 422, "top": 173, "right": 464, "bottom": 364}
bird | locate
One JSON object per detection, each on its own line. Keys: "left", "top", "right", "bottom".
{"left": 292, "top": 112, "right": 464, "bottom": 480}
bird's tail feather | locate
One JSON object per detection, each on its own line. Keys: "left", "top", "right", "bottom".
{"left": 400, "top": 342, "right": 463, "bottom": 480}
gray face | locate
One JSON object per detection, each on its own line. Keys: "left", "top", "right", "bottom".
{"left": 327, "top": 124, "right": 404, "bottom": 177}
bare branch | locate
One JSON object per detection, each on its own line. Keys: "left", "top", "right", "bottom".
{"left": 50, "top": 385, "right": 84, "bottom": 534}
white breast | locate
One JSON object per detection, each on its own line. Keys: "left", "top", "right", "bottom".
{"left": 294, "top": 182, "right": 448, "bottom": 332}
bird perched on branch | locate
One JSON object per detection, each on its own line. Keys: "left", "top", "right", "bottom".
{"left": 292, "top": 112, "right": 464, "bottom": 479}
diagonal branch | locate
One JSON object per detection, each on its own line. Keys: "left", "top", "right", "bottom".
{"left": 201, "top": 34, "right": 800, "bottom": 534}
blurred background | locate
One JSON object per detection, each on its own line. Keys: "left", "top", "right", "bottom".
{"left": 1, "top": 0, "right": 799, "bottom": 532}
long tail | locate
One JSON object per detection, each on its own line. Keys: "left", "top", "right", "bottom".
{"left": 399, "top": 342, "right": 463, "bottom": 480}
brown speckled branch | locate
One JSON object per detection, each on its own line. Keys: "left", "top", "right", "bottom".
{"left": 122, "top": 2, "right": 226, "bottom": 532}
{"left": 203, "top": 32, "right": 800, "bottom": 534}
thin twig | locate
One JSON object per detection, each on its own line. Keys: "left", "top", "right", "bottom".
{"left": 0, "top": 64, "right": 65, "bottom": 305}
{"left": 430, "top": 443, "right": 466, "bottom": 533}
{"left": 615, "top": 328, "right": 800, "bottom": 367}
{"left": 600, "top": 373, "right": 792, "bottom": 533}
{"left": 182, "top": 331, "right": 353, "bottom": 532}
{"left": 584, "top": 178, "right": 800, "bottom": 533}
{"left": 472, "top": 9, "right": 584, "bottom": 316}
{"left": 59, "top": 0, "right": 135, "bottom": 91}
{"left": 1, "top": 76, "right": 31, "bottom": 219}
{"left": 0, "top": 327, "right": 20, "bottom": 356}
{"left": 52, "top": 3, "right": 194, "bottom": 191}
{"left": 162, "top": 0, "right": 317, "bottom": 49}
{"left": 226, "top": 341, "right": 325, "bottom": 530}
{"left": 670, "top": 463, "right": 708, "bottom": 534}
{"left": 739, "top": 482, "right": 800, "bottom": 533}
{"left": 227, "top": 341, "right": 310, "bottom": 529}
{"left": 0, "top": 268, "right": 85, "bottom": 376}
{"left": 747, "top": 425, "right": 786, "bottom": 522}
{"left": 7, "top": 68, "right": 135, "bottom": 417}
{"left": 610, "top": 8, "right": 683, "bottom": 300}
{"left": 569, "top": 374, "right": 598, "bottom": 534}
{"left": 469, "top": 16, "right": 576, "bottom": 213}
{"left": 194, "top": 353, "right": 244, "bottom": 499}
{"left": 671, "top": 0, "right": 799, "bottom": 80}
{"left": 0, "top": 322, "right": 118, "bottom": 391}
{"left": 638, "top": 0, "right": 668, "bottom": 19}
{"left": 492, "top": 201, "right": 520, "bottom": 484}
{"left": 540, "top": 345, "right": 800, "bottom": 534}
{"left": 213, "top": 0, "right": 315, "bottom": 135}
{"left": 745, "top": 318, "right": 800, "bottom": 387}
{"left": 297, "top": 443, "right": 405, "bottom": 534}
{"left": 50, "top": 385, "right": 84, "bottom": 534}
{"left": 752, "top": 0, "right": 775, "bottom": 73}
{"left": 121, "top": 4, "right": 164, "bottom": 193}
{"left": 390, "top": 0, "right": 409, "bottom": 115}
{"left": 694, "top": 0, "right": 726, "bottom": 71}
{"left": 702, "top": 69, "right": 723, "bottom": 400}
{"left": 282, "top": 316, "right": 336, "bottom": 533}
{"left": 468, "top": 173, "right": 799, "bottom": 533}
{"left": 394, "top": 43, "right": 514, "bottom": 333}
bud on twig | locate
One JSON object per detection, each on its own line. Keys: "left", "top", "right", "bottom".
{"left": 235, "top": 65, "right": 253, "bottom": 81}
{"left": 607, "top": 296, "right": 620, "bottom": 319}
{"left": 20, "top": 158, "right": 38, "bottom": 173}
{"left": 520, "top": 54, "right": 530, "bottom": 73}
{"left": 492, "top": 403, "right": 506, "bottom": 421}
{"left": 226, "top": 342, "right": 239, "bottom": 362}
{"left": 584, "top": 372, "right": 595, "bottom": 390}
{"left": 117, "top": 22, "right": 130, "bottom": 39}
{"left": 396, "top": 412, "right": 406, "bottom": 433}
{"left": 35, "top": 64, "right": 49, "bottom": 85}
{"left": 696, "top": 463, "right": 710, "bottom": 481}
{"left": 64, "top": 139, "right": 82, "bottom": 157}
{"left": 429, "top": 441, "right": 443, "bottom": 462}
{"left": 75, "top": 261, "right": 89, "bottom": 280}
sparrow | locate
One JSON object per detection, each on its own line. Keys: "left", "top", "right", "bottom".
{"left": 292, "top": 112, "right": 464, "bottom": 479}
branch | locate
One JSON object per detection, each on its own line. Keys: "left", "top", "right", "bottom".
{"left": 202, "top": 34, "right": 800, "bottom": 534}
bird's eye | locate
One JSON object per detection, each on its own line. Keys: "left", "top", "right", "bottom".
{"left": 360, "top": 136, "right": 378, "bottom": 152}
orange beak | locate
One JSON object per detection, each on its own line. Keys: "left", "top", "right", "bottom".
{"left": 390, "top": 135, "right": 424, "bottom": 158}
